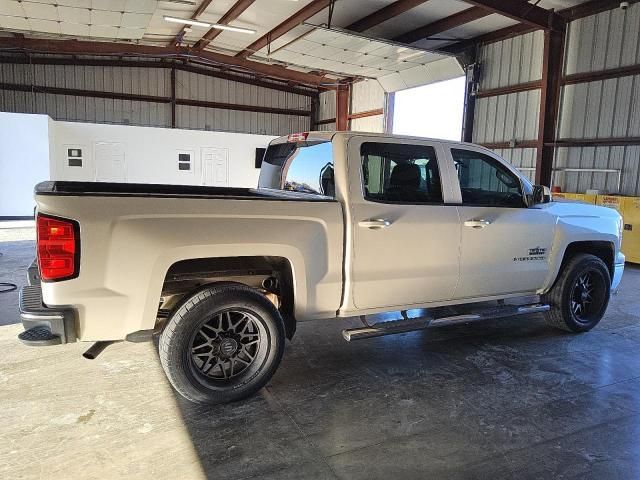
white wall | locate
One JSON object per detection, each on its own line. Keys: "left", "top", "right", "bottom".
{"left": 0, "top": 113, "right": 278, "bottom": 217}
{"left": 0, "top": 112, "right": 50, "bottom": 217}
{"left": 50, "top": 121, "right": 275, "bottom": 188}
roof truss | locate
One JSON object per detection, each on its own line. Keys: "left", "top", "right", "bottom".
{"left": 193, "top": 0, "right": 257, "bottom": 51}
{"left": 0, "top": 37, "right": 328, "bottom": 87}
{"left": 463, "top": 0, "right": 565, "bottom": 31}
{"left": 235, "top": 0, "right": 332, "bottom": 58}
{"left": 346, "top": 0, "right": 430, "bottom": 33}
{"left": 393, "top": 6, "right": 490, "bottom": 44}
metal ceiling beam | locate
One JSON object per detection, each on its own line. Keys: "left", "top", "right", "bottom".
{"left": 235, "top": 0, "right": 331, "bottom": 58}
{"left": 463, "top": 0, "right": 565, "bottom": 31}
{"left": 193, "top": 0, "right": 257, "bottom": 50}
{"left": 393, "top": 7, "right": 490, "bottom": 44}
{"left": 0, "top": 37, "right": 329, "bottom": 87}
{"left": 438, "top": 23, "right": 535, "bottom": 54}
{"left": 439, "top": 0, "right": 633, "bottom": 57}
{"left": 346, "top": 0, "right": 430, "bottom": 33}
{"left": 172, "top": 0, "right": 215, "bottom": 46}
{"left": 560, "top": 0, "right": 640, "bottom": 21}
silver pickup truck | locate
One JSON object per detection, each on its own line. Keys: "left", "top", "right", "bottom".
{"left": 19, "top": 131, "right": 624, "bottom": 404}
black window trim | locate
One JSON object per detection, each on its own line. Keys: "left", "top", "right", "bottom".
{"left": 359, "top": 140, "right": 446, "bottom": 206}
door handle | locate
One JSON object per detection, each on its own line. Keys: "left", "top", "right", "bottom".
{"left": 464, "top": 219, "right": 491, "bottom": 229}
{"left": 359, "top": 218, "right": 392, "bottom": 229}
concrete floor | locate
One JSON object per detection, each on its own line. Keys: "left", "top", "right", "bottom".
{"left": 2, "top": 234, "right": 640, "bottom": 479}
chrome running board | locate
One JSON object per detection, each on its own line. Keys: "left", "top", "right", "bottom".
{"left": 342, "top": 303, "right": 550, "bottom": 342}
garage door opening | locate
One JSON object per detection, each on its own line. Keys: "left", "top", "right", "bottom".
{"left": 392, "top": 76, "right": 466, "bottom": 141}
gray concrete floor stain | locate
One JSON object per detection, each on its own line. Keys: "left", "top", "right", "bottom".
{"left": 1, "top": 236, "right": 640, "bottom": 479}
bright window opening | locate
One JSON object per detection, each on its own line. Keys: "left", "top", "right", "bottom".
{"left": 392, "top": 76, "right": 466, "bottom": 141}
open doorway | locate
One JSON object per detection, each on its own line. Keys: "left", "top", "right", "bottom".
{"left": 392, "top": 76, "right": 466, "bottom": 141}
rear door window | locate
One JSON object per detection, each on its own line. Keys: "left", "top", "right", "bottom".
{"left": 361, "top": 142, "right": 443, "bottom": 204}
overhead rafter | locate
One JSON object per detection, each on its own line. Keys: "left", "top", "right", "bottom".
{"left": 171, "top": 0, "right": 215, "bottom": 47}
{"left": 235, "top": 0, "right": 331, "bottom": 58}
{"left": 0, "top": 37, "right": 329, "bottom": 87}
{"left": 560, "top": 0, "right": 640, "bottom": 21}
{"left": 193, "top": 0, "right": 257, "bottom": 51}
{"left": 393, "top": 7, "right": 490, "bottom": 44}
{"left": 439, "top": 23, "right": 535, "bottom": 54}
{"left": 463, "top": 0, "right": 565, "bottom": 31}
{"left": 439, "top": 0, "right": 631, "bottom": 56}
{"left": 346, "top": 0, "right": 430, "bottom": 33}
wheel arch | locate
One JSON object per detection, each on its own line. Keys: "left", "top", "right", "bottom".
{"left": 157, "top": 256, "right": 297, "bottom": 339}
{"left": 560, "top": 241, "right": 615, "bottom": 279}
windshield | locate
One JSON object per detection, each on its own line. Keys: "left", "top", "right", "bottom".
{"left": 258, "top": 141, "right": 335, "bottom": 197}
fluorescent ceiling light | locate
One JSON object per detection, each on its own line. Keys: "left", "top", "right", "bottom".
{"left": 163, "top": 16, "right": 255, "bottom": 34}
{"left": 211, "top": 24, "right": 256, "bottom": 34}
{"left": 163, "top": 16, "right": 211, "bottom": 28}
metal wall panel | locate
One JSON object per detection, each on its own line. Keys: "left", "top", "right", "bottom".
{"left": 174, "top": 69, "right": 310, "bottom": 112}
{"left": 350, "top": 79, "right": 384, "bottom": 114}
{"left": 565, "top": 3, "right": 640, "bottom": 75}
{"left": 350, "top": 115, "right": 384, "bottom": 133}
{"left": 175, "top": 105, "right": 309, "bottom": 136}
{"left": 317, "top": 90, "right": 336, "bottom": 122}
{"left": 0, "top": 63, "right": 169, "bottom": 96}
{"left": 473, "top": 90, "right": 540, "bottom": 144}
{"left": 479, "top": 30, "right": 544, "bottom": 90}
{"left": 317, "top": 122, "right": 336, "bottom": 132}
{"left": 0, "top": 60, "right": 312, "bottom": 135}
{"left": 553, "top": 146, "right": 640, "bottom": 195}
{"left": 559, "top": 75, "right": 640, "bottom": 139}
{"left": 0, "top": 90, "right": 171, "bottom": 127}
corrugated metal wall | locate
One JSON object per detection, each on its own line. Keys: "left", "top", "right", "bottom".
{"left": 350, "top": 80, "right": 385, "bottom": 133}
{"left": 0, "top": 60, "right": 312, "bottom": 135}
{"left": 316, "top": 81, "right": 385, "bottom": 132}
{"left": 0, "top": 63, "right": 171, "bottom": 126}
{"left": 475, "top": 4, "right": 640, "bottom": 195}
{"left": 317, "top": 90, "right": 336, "bottom": 131}
{"left": 556, "top": 3, "right": 640, "bottom": 195}
{"left": 473, "top": 31, "right": 544, "bottom": 177}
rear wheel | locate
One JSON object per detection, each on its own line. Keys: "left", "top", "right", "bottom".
{"left": 159, "top": 283, "right": 285, "bottom": 405}
{"left": 542, "top": 253, "right": 611, "bottom": 332}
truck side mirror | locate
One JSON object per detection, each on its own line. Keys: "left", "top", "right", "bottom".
{"left": 532, "top": 185, "right": 552, "bottom": 205}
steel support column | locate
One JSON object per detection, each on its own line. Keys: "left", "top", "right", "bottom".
{"left": 535, "top": 27, "right": 566, "bottom": 187}
{"left": 336, "top": 84, "right": 350, "bottom": 131}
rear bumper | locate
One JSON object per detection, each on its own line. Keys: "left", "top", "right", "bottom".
{"left": 18, "top": 285, "right": 76, "bottom": 345}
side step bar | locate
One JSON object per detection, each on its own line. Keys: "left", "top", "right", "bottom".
{"left": 342, "top": 303, "right": 550, "bottom": 342}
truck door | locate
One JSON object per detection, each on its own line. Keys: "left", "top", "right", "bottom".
{"left": 346, "top": 137, "right": 461, "bottom": 311}
{"left": 448, "top": 146, "right": 556, "bottom": 298}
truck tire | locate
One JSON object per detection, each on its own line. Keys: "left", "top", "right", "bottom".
{"left": 159, "top": 283, "right": 285, "bottom": 405}
{"left": 542, "top": 253, "right": 611, "bottom": 333}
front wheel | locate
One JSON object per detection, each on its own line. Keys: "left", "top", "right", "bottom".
{"left": 542, "top": 253, "right": 611, "bottom": 332}
{"left": 159, "top": 283, "right": 285, "bottom": 404}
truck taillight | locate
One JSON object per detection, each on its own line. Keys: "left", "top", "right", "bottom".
{"left": 37, "top": 214, "right": 80, "bottom": 282}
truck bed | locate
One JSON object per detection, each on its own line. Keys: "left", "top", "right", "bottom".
{"left": 35, "top": 181, "right": 333, "bottom": 202}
